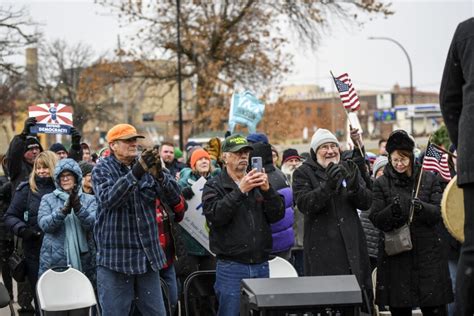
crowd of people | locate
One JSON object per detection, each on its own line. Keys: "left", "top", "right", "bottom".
{"left": 0, "top": 116, "right": 462, "bottom": 316}
{"left": 0, "top": 17, "right": 473, "bottom": 316}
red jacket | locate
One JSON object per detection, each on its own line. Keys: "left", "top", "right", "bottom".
{"left": 156, "top": 196, "right": 186, "bottom": 268}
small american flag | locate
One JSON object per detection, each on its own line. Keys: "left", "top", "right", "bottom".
{"left": 334, "top": 73, "right": 360, "bottom": 112}
{"left": 422, "top": 143, "right": 451, "bottom": 181}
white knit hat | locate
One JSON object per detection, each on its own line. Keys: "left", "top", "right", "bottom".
{"left": 372, "top": 156, "right": 388, "bottom": 177}
{"left": 310, "top": 128, "right": 339, "bottom": 151}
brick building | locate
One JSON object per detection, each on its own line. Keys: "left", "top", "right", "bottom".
{"left": 262, "top": 84, "right": 439, "bottom": 143}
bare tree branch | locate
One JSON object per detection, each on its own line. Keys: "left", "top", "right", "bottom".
{"left": 97, "top": 0, "right": 392, "bottom": 131}
{"left": 0, "top": 5, "right": 38, "bottom": 76}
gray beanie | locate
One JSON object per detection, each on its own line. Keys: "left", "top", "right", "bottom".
{"left": 310, "top": 128, "right": 339, "bottom": 151}
{"left": 372, "top": 156, "right": 388, "bottom": 177}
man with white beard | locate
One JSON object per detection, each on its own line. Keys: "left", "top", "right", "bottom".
{"left": 292, "top": 128, "right": 373, "bottom": 312}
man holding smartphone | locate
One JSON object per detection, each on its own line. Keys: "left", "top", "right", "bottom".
{"left": 202, "top": 134, "right": 284, "bottom": 316}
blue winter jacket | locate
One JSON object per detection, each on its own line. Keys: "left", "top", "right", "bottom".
{"left": 37, "top": 159, "right": 96, "bottom": 280}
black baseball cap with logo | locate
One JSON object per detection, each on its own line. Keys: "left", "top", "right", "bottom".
{"left": 221, "top": 134, "right": 253, "bottom": 153}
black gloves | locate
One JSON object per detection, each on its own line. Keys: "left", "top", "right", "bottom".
{"left": 412, "top": 197, "right": 423, "bottom": 213}
{"left": 22, "top": 117, "right": 37, "bottom": 136}
{"left": 132, "top": 149, "right": 158, "bottom": 179}
{"left": 148, "top": 148, "right": 164, "bottom": 180}
{"left": 326, "top": 162, "right": 342, "bottom": 191}
{"left": 70, "top": 127, "right": 81, "bottom": 146}
{"left": 181, "top": 187, "right": 195, "bottom": 200}
{"left": 342, "top": 161, "right": 359, "bottom": 191}
{"left": 62, "top": 199, "right": 72, "bottom": 215}
{"left": 61, "top": 187, "right": 80, "bottom": 215}
{"left": 19, "top": 228, "right": 41, "bottom": 240}
{"left": 70, "top": 188, "right": 81, "bottom": 212}
{"left": 391, "top": 195, "right": 402, "bottom": 217}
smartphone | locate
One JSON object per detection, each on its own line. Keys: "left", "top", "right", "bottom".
{"left": 251, "top": 157, "right": 263, "bottom": 172}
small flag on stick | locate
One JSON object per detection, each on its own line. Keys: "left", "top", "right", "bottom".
{"left": 422, "top": 143, "right": 452, "bottom": 181}
{"left": 332, "top": 72, "right": 360, "bottom": 112}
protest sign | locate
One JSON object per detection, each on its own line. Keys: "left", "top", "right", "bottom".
{"left": 228, "top": 90, "right": 265, "bottom": 133}
{"left": 179, "top": 176, "right": 213, "bottom": 254}
{"left": 28, "top": 103, "right": 73, "bottom": 135}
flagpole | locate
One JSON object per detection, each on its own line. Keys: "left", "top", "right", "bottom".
{"left": 330, "top": 70, "right": 364, "bottom": 157}
{"left": 409, "top": 136, "right": 431, "bottom": 222}
{"left": 414, "top": 135, "right": 433, "bottom": 198}
{"left": 431, "top": 143, "right": 457, "bottom": 158}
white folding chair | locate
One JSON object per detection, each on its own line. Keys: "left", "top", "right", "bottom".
{"left": 268, "top": 256, "right": 298, "bottom": 278}
{"left": 36, "top": 267, "right": 99, "bottom": 316}
{"left": 0, "top": 282, "right": 15, "bottom": 316}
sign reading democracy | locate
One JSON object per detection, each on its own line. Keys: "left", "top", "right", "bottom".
{"left": 228, "top": 90, "right": 265, "bottom": 134}
{"left": 28, "top": 103, "right": 73, "bottom": 135}
{"left": 178, "top": 177, "right": 213, "bottom": 255}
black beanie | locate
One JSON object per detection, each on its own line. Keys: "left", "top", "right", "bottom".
{"left": 49, "top": 143, "right": 68, "bottom": 153}
{"left": 386, "top": 130, "right": 415, "bottom": 154}
{"left": 79, "top": 161, "right": 94, "bottom": 177}
{"left": 25, "top": 136, "right": 43, "bottom": 151}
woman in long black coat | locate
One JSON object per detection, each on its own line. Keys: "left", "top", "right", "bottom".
{"left": 369, "top": 130, "right": 453, "bottom": 316}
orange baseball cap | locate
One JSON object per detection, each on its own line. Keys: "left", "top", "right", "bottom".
{"left": 106, "top": 124, "right": 145, "bottom": 143}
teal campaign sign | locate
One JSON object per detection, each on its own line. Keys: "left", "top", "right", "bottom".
{"left": 228, "top": 91, "right": 265, "bottom": 133}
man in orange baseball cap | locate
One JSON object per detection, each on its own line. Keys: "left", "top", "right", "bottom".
{"left": 93, "top": 123, "right": 182, "bottom": 315}
{"left": 105, "top": 123, "right": 145, "bottom": 143}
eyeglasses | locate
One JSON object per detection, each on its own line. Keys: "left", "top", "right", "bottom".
{"left": 59, "top": 173, "right": 74, "bottom": 180}
{"left": 391, "top": 157, "right": 410, "bottom": 166}
{"left": 318, "top": 143, "right": 338, "bottom": 153}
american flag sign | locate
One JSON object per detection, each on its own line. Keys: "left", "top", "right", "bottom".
{"left": 28, "top": 103, "right": 74, "bottom": 135}
{"left": 333, "top": 73, "right": 360, "bottom": 112}
{"left": 422, "top": 143, "right": 452, "bottom": 181}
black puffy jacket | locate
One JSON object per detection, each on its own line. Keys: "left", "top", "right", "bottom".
{"left": 202, "top": 168, "right": 284, "bottom": 264}
{"left": 4, "top": 177, "right": 55, "bottom": 258}
{"left": 0, "top": 176, "right": 13, "bottom": 261}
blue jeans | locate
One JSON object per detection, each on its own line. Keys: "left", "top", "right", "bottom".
{"left": 215, "top": 260, "right": 269, "bottom": 316}
{"left": 160, "top": 265, "right": 178, "bottom": 315}
{"left": 97, "top": 266, "right": 166, "bottom": 316}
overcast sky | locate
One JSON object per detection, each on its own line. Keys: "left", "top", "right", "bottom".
{"left": 8, "top": 0, "right": 474, "bottom": 94}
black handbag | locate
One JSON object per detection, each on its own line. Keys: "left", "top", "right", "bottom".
{"left": 8, "top": 238, "right": 26, "bottom": 282}
{"left": 383, "top": 222, "right": 413, "bottom": 256}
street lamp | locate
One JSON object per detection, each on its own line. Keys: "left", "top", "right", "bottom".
{"left": 368, "top": 36, "right": 415, "bottom": 134}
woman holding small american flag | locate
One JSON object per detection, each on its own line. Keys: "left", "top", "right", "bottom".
{"left": 369, "top": 130, "right": 453, "bottom": 316}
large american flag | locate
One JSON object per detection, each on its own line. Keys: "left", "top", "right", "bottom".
{"left": 422, "top": 143, "right": 451, "bottom": 181}
{"left": 334, "top": 73, "right": 360, "bottom": 112}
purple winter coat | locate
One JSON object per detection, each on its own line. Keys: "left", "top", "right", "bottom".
{"left": 249, "top": 142, "right": 295, "bottom": 253}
